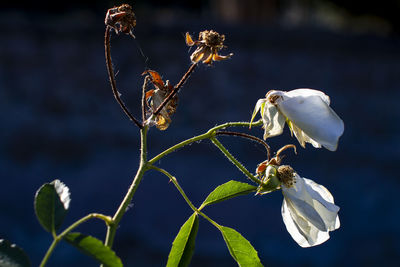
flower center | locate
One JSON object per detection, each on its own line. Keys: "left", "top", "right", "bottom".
{"left": 200, "top": 30, "right": 225, "bottom": 48}
{"left": 277, "top": 165, "right": 296, "bottom": 188}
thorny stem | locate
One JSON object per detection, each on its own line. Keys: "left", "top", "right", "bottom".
{"left": 148, "top": 120, "right": 263, "bottom": 165}
{"left": 149, "top": 166, "right": 198, "bottom": 213}
{"left": 104, "top": 126, "right": 148, "bottom": 249}
{"left": 210, "top": 136, "right": 260, "bottom": 185}
{"left": 149, "top": 166, "right": 221, "bottom": 229}
{"left": 40, "top": 213, "right": 111, "bottom": 267}
{"left": 274, "top": 144, "right": 297, "bottom": 165}
{"left": 215, "top": 130, "right": 271, "bottom": 161}
{"left": 105, "top": 26, "right": 143, "bottom": 129}
{"left": 142, "top": 75, "right": 150, "bottom": 123}
{"left": 153, "top": 63, "right": 197, "bottom": 117}
{"left": 41, "top": 120, "right": 263, "bottom": 266}
{"left": 276, "top": 144, "right": 297, "bottom": 158}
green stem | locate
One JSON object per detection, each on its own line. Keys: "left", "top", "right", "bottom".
{"left": 149, "top": 166, "right": 220, "bottom": 229}
{"left": 149, "top": 166, "right": 198, "bottom": 213}
{"left": 40, "top": 240, "right": 58, "bottom": 267}
{"left": 198, "top": 211, "right": 222, "bottom": 229}
{"left": 210, "top": 137, "right": 260, "bottom": 185}
{"left": 104, "top": 126, "right": 148, "bottom": 248}
{"left": 148, "top": 120, "right": 262, "bottom": 165}
{"left": 40, "top": 213, "right": 111, "bottom": 267}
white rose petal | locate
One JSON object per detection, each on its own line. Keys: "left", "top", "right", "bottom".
{"left": 275, "top": 89, "right": 344, "bottom": 151}
{"left": 262, "top": 101, "right": 286, "bottom": 139}
{"left": 281, "top": 174, "right": 340, "bottom": 247}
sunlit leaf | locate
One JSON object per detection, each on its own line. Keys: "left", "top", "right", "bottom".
{"left": 199, "top": 180, "right": 256, "bottom": 210}
{"left": 166, "top": 213, "right": 199, "bottom": 267}
{"left": 219, "top": 226, "right": 263, "bottom": 267}
{"left": 34, "top": 180, "right": 70, "bottom": 233}
{"left": 0, "top": 239, "right": 30, "bottom": 267}
{"left": 64, "top": 233, "right": 122, "bottom": 267}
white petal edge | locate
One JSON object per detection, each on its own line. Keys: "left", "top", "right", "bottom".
{"left": 289, "top": 122, "right": 322, "bottom": 149}
{"left": 303, "top": 178, "right": 340, "bottom": 230}
{"left": 262, "top": 102, "right": 286, "bottom": 139}
{"left": 281, "top": 175, "right": 340, "bottom": 247}
{"left": 285, "top": 88, "right": 331, "bottom": 105}
{"left": 282, "top": 176, "right": 327, "bottom": 232}
{"left": 282, "top": 198, "right": 331, "bottom": 247}
{"left": 276, "top": 89, "right": 344, "bottom": 151}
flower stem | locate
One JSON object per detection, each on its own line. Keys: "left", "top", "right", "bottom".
{"left": 104, "top": 126, "right": 148, "bottom": 248}
{"left": 210, "top": 136, "right": 260, "bottom": 185}
{"left": 148, "top": 120, "right": 262, "bottom": 165}
{"left": 39, "top": 213, "right": 111, "bottom": 267}
{"left": 141, "top": 75, "right": 150, "bottom": 123}
{"left": 153, "top": 63, "right": 197, "bottom": 117}
{"left": 105, "top": 26, "right": 143, "bottom": 128}
{"left": 215, "top": 130, "right": 271, "bottom": 161}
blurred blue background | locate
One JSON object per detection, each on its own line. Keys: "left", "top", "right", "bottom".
{"left": 1, "top": 0, "right": 400, "bottom": 266}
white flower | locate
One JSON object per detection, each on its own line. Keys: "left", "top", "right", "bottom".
{"left": 281, "top": 173, "right": 340, "bottom": 247}
{"left": 251, "top": 89, "right": 344, "bottom": 151}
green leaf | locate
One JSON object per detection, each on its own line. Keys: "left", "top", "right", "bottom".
{"left": 219, "top": 226, "right": 263, "bottom": 267}
{"left": 200, "top": 180, "right": 257, "bottom": 209}
{"left": 64, "top": 232, "right": 122, "bottom": 267}
{"left": 166, "top": 213, "right": 199, "bottom": 267}
{"left": 0, "top": 239, "right": 31, "bottom": 267}
{"left": 34, "top": 180, "right": 70, "bottom": 233}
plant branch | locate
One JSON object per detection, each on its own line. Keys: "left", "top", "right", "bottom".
{"left": 210, "top": 136, "right": 260, "bottom": 185}
{"left": 148, "top": 166, "right": 198, "bottom": 213}
{"left": 104, "top": 126, "right": 148, "bottom": 248}
{"left": 105, "top": 26, "right": 142, "bottom": 128}
{"left": 141, "top": 75, "right": 150, "bottom": 123}
{"left": 149, "top": 165, "right": 223, "bottom": 229}
{"left": 148, "top": 120, "right": 262, "bottom": 165}
{"left": 215, "top": 130, "right": 271, "bottom": 161}
{"left": 153, "top": 63, "right": 197, "bottom": 117}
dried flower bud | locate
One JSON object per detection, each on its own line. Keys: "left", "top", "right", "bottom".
{"left": 277, "top": 165, "right": 296, "bottom": 188}
{"left": 186, "top": 30, "right": 233, "bottom": 65}
{"left": 105, "top": 4, "right": 136, "bottom": 36}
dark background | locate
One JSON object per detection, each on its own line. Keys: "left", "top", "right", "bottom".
{"left": 1, "top": 0, "right": 399, "bottom": 266}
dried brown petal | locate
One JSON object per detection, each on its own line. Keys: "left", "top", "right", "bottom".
{"left": 187, "top": 30, "right": 232, "bottom": 65}
{"left": 190, "top": 47, "right": 206, "bottom": 63}
{"left": 213, "top": 53, "right": 233, "bottom": 61}
{"left": 185, "top": 32, "right": 195, "bottom": 46}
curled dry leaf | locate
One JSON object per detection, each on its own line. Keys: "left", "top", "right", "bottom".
{"left": 143, "top": 70, "right": 178, "bottom": 130}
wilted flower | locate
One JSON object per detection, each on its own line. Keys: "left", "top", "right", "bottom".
{"left": 105, "top": 4, "right": 136, "bottom": 36}
{"left": 186, "top": 30, "right": 233, "bottom": 65}
{"left": 143, "top": 70, "right": 178, "bottom": 130}
{"left": 256, "top": 160, "right": 340, "bottom": 247}
{"left": 278, "top": 166, "right": 340, "bottom": 247}
{"left": 251, "top": 89, "right": 344, "bottom": 151}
